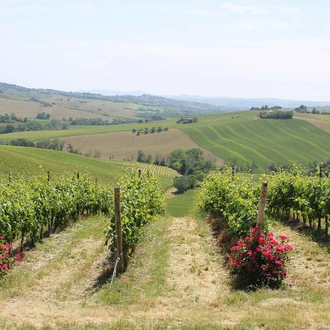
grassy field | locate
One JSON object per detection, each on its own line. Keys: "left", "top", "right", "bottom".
{"left": 179, "top": 111, "right": 330, "bottom": 170}
{"left": 2, "top": 109, "right": 330, "bottom": 172}
{"left": 1, "top": 211, "right": 330, "bottom": 329}
{"left": 165, "top": 189, "right": 198, "bottom": 217}
{"left": 0, "top": 145, "right": 177, "bottom": 190}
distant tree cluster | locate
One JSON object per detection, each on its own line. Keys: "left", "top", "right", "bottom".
{"left": 250, "top": 105, "right": 282, "bottom": 111}
{"left": 132, "top": 126, "right": 168, "bottom": 136}
{"left": 0, "top": 119, "right": 69, "bottom": 134}
{"left": 223, "top": 157, "right": 258, "bottom": 174}
{"left": 169, "top": 148, "right": 216, "bottom": 194}
{"left": 0, "top": 113, "right": 26, "bottom": 123}
{"left": 8, "top": 138, "right": 64, "bottom": 151}
{"left": 260, "top": 110, "right": 293, "bottom": 119}
{"left": 176, "top": 117, "right": 198, "bottom": 124}
{"left": 29, "top": 97, "right": 53, "bottom": 107}
{"left": 35, "top": 139, "right": 64, "bottom": 151}
{"left": 70, "top": 117, "right": 110, "bottom": 125}
{"left": 294, "top": 105, "right": 308, "bottom": 113}
{"left": 35, "top": 112, "right": 50, "bottom": 120}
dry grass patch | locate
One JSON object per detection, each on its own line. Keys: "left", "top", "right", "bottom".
{"left": 61, "top": 129, "right": 224, "bottom": 164}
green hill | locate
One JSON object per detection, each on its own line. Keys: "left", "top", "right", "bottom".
{"left": 0, "top": 145, "right": 178, "bottom": 190}
{"left": 178, "top": 111, "right": 330, "bottom": 171}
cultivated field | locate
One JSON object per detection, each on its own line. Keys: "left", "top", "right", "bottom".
{"left": 0, "top": 93, "right": 108, "bottom": 120}
{"left": 179, "top": 111, "right": 330, "bottom": 170}
{"left": 61, "top": 129, "right": 224, "bottom": 164}
{"left": 294, "top": 112, "right": 330, "bottom": 134}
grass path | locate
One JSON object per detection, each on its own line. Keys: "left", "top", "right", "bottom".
{"left": 1, "top": 214, "right": 330, "bottom": 329}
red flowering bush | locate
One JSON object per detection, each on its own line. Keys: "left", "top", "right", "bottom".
{"left": 0, "top": 236, "right": 20, "bottom": 277}
{"left": 229, "top": 227, "right": 293, "bottom": 289}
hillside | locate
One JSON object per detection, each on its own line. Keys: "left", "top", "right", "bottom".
{"left": 178, "top": 111, "right": 330, "bottom": 171}
{"left": 0, "top": 145, "right": 178, "bottom": 190}
{"left": 0, "top": 82, "right": 226, "bottom": 122}
{"left": 2, "top": 109, "right": 330, "bottom": 172}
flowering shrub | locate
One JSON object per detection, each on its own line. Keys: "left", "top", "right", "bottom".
{"left": 0, "top": 236, "right": 20, "bottom": 277}
{"left": 229, "top": 228, "right": 293, "bottom": 289}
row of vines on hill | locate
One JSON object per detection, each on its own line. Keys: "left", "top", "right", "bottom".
{"left": 197, "top": 166, "right": 330, "bottom": 239}
{"left": 197, "top": 168, "right": 265, "bottom": 239}
{"left": 266, "top": 167, "right": 330, "bottom": 233}
{"left": 0, "top": 174, "right": 113, "bottom": 250}
{"left": 106, "top": 171, "right": 165, "bottom": 267}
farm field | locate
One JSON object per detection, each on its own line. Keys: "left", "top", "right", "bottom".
{"left": 1, "top": 212, "right": 330, "bottom": 329}
{"left": 60, "top": 129, "right": 223, "bottom": 164}
{"left": 179, "top": 111, "right": 330, "bottom": 170}
{"left": 0, "top": 145, "right": 177, "bottom": 190}
{"left": 0, "top": 93, "right": 108, "bottom": 121}
{"left": 2, "top": 101, "right": 330, "bottom": 173}
{"left": 294, "top": 112, "right": 330, "bottom": 134}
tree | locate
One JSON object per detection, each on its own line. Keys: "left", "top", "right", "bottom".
{"left": 169, "top": 149, "right": 186, "bottom": 174}
{"left": 137, "top": 150, "right": 146, "bottom": 163}
{"left": 173, "top": 176, "right": 189, "bottom": 194}
{"left": 146, "top": 154, "right": 152, "bottom": 164}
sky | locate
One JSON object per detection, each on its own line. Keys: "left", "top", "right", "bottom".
{"left": 1, "top": 0, "right": 330, "bottom": 101}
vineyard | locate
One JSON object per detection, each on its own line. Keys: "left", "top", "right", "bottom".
{"left": 0, "top": 173, "right": 113, "bottom": 249}
{"left": 198, "top": 166, "right": 330, "bottom": 239}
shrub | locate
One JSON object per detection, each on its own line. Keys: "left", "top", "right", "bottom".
{"left": 0, "top": 237, "right": 20, "bottom": 277}
{"left": 229, "top": 227, "right": 293, "bottom": 289}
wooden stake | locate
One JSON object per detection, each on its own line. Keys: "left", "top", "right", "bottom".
{"left": 114, "top": 187, "right": 124, "bottom": 273}
{"left": 256, "top": 180, "right": 268, "bottom": 235}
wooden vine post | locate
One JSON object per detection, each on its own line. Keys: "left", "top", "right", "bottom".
{"left": 114, "top": 187, "right": 124, "bottom": 273}
{"left": 256, "top": 180, "right": 268, "bottom": 235}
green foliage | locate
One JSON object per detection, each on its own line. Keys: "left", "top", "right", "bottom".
{"left": 266, "top": 167, "right": 330, "bottom": 231}
{"left": 106, "top": 171, "right": 165, "bottom": 266}
{"left": 197, "top": 168, "right": 264, "bottom": 238}
{"left": 0, "top": 174, "right": 113, "bottom": 247}
{"left": 173, "top": 176, "right": 189, "bottom": 194}
{"left": 35, "top": 112, "right": 50, "bottom": 120}
{"left": 259, "top": 110, "right": 293, "bottom": 119}
{"left": 295, "top": 104, "right": 308, "bottom": 113}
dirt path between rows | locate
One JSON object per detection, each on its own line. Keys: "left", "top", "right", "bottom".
{"left": 0, "top": 216, "right": 229, "bottom": 329}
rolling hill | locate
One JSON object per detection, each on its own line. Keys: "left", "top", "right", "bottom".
{"left": 0, "top": 145, "right": 178, "bottom": 190}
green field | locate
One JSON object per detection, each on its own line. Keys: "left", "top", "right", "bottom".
{"left": 0, "top": 145, "right": 177, "bottom": 190}
{"left": 166, "top": 189, "right": 198, "bottom": 217}
{"left": 2, "top": 106, "right": 330, "bottom": 172}
{"left": 178, "top": 111, "right": 330, "bottom": 170}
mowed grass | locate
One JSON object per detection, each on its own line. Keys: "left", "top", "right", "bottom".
{"left": 0, "top": 145, "right": 177, "bottom": 190}
{"left": 166, "top": 189, "right": 198, "bottom": 217}
{"left": 179, "top": 111, "right": 330, "bottom": 171}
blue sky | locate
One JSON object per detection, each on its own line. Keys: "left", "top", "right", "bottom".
{"left": 1, "top": 0, "right": 330, "bottom": 100}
